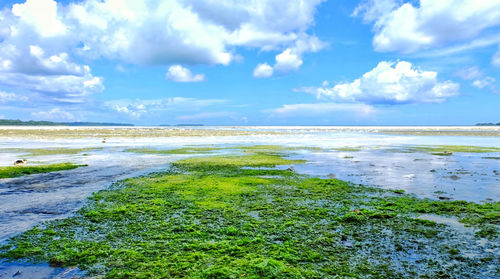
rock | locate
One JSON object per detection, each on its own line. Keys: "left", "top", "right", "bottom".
{"left": 438, "top": 196, "right": 451, "bottom": 200}
{"left": 286, "top": 166, "right": 295, "bottom": 172}
{"left": 450, "top": 175, "right": 459, "bottom": 180}
{"left": 13, "top": 159, "right": 27, "bottom": 166}
{"left": 327, "top": 173, "right": 336, "bottom": 179}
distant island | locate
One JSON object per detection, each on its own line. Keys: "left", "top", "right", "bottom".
{"left": 476, "top": 123, "right": 500, "bottom": 126}
{"left": 0, "top": 119, "right": 134, "bottom": 126}
{"left": 159, "top": 124, "right": 204, "bottom": 127}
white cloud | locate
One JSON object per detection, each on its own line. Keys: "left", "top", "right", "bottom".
{"left": 111, "top": 103, "right": 146, "bottom": 118}
{"left": 493, "top": 47, "right": 500, "bottom": 67}
{"left": 472, "top": 77, "right": 496, "bottom": 89}
{"left": 354, "top": 0, "right": 500, "bottom": 53}
{"left": 106, "top": 97, "right": 226, "bottom": 118}
{"left": 253, "top": 35, "right": 326, "bottom": 78}
{"left": 267, "top": 103, "right": 375, "bottom": 116}
{"left": 296, "top": 61, "right": 460, "bottom": 104}
{"left": 0, "top": 91, "right": 28, "bottom": 103}
{"left": 0, "top": 65, "right": 104, "bottom": 103}
{"left": 165, "top": 65, "right": 205, "bottom": 82}
{"left": 31, "top": 107, "right": 74, "bottom": 121}
{"left": 65, "top": 0, "right": 325, "bottom": 66}
{"left": 12, "top": 0, "right": 67, "bottom": 37}
{"left": 0, "top": 44, "right": 87, "bottom": 76}
{"left": 456, "top": 66, "right": 496, "bottom": 91}
{"left": 253, "top": 63, "right": 274, "bottom": 78}
{"left": 274, "top": 49, "right": 303, "bottom": 73}
{"left": 0, "top": 1, "right": 104, "bottom": 104}
{"left": 414, "top": 34, "right": 500, "bottom": 58}
{"left": 456, "top": 66, "right": 482, "bottom": 81}
{"left": 0, "top": 0, "right": 326, "bottom": 103}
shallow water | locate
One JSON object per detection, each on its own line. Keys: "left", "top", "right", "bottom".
{"left": 0, "top": 149, "right": 182, "bottom": 243}
{"left": 292, "top": 149, "right": 500, "bottom": 202}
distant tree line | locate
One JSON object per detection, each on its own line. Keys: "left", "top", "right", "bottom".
{"left": 0, "top": 119, "right": 133, "bottom": 126}
{"left": 476, "top": 123, "right": 500, "bottom": 126}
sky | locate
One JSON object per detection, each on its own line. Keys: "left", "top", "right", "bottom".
{"left": 0, "top": 0, "right": 499, "bottom": 125}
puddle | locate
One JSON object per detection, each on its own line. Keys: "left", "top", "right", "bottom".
{"left": 292, "top": 149, "right": 500, "bottom": 202}
{"left": 417, "top": 214, "right": 473, "bottom": 234}
{"left": 0, "top": 262, "right": 83, "bottom": 279}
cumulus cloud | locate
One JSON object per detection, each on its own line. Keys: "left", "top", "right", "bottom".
{"left": 267, "top": 103, "right": 375, "bottom": 116}
{"left": 354, "top": 0, "right": 500, "bottom": 53}
{"left": 12, "top": 0, "right": 67, "bottom": 37}
{"left": 67, "top": 0, "right": 324, "bottom": 66}
{"left": 165, "top": 65, "right": 205, "bottom": 82}
{"left": 106, "top": 97, "right": 226, "bottom": 118}
{"left": 253, "top": 63, "right": 273, "bottom": 78}
{"left": 253, "top": 35, "right": 326, "bottom": 78}
{"left": 0, "top": 0, "right": 104, "bottom": 103}
{"left": 0, "top": 66, "right": 104, "bottom": 103}
{"left": 274, "top": 49, "right": 303, "bottom": 73}
{"left": 296, "top": 61, "right": 460, "bottom": 104}
{"left": 0, "top": 0, "right": 326, "bottom": 103}
{"left": 31, "top": 107, "right": 75, "bottom": 121}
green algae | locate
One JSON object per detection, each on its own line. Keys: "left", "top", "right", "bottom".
{"left": 413, "top": 145, "right": 500, "bottom": 153}
{"left": 483, "top": 157, "right": 500, "bottom": 160}
{"left": 332, "top": 147, "right": 362, "bottom": 152}
{"left": 125, "top": 145, "right": 322, "bottom": 156}
{"left": 0, "top": 151, "right": 498, "bottom": 278}
{"left": 172, "top": 153, "right": 305, "bottom": 168}
{"left": 382, "top": 145, "right": 500, "bottom": 155}
{"left": 124, "top": 146, "right": 223, "bottom": 155}
{"left": 0, "top": 163, "right": 87, "bottom": 178}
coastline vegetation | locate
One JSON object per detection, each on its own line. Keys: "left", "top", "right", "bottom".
{"left": 0, "top": 119, "right": 132, "bottom": 126}
{"left": 0, "top": 163, "right": 87, "bottom": 178}
{"left": 0, "top": 148, "right": 498, "bottom": 278}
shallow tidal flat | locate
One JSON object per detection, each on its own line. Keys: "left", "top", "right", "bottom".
{"left": 0, "top": 148, "right": 498, "bottom": 278}
{"left": 0, "top": 126, "right": 499, "bottom": 278}
{"left": 0, "top": 126, "right": 282, "bottom": 140}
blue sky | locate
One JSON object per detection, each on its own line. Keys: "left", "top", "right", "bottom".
{"left": 0, "top": 0, "right": 499, "bottom": 125}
